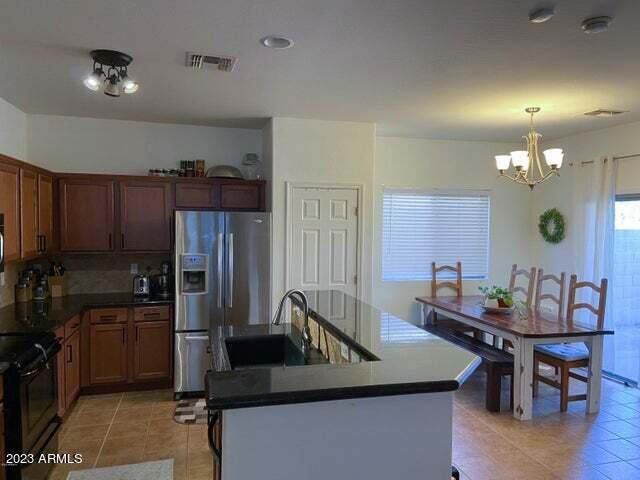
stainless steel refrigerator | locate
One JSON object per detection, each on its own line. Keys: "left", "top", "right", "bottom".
{"left": 174, "top": 210, "right": 271, "bottom": 396}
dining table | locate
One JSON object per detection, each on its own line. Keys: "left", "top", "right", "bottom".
{"left": 415, "top": 295, "right": 614, "bottom": 421}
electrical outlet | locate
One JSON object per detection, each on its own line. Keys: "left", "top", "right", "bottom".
{"left": 130, "top": 263, "right": 139, "bottom": 275}
{"left": 0, "top": 272, "right": 5, "bottom": 287}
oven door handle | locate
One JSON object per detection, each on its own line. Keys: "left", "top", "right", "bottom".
{"left": 20, "top": 365, "right": 45, "bottom": 378}
{"left": 208, "top": 410, "right": 221, "bottom": 461}
{"left": 20, "top": 341, "right": 61, "bottom": 377}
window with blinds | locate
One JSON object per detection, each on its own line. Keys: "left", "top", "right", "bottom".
{"left": 382, "top": 189, "right": 490, "bottom": 282}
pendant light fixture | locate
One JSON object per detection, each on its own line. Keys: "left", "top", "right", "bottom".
{"left": 495, "top": 108, "right": 564, "bottom": 189}
{"left": 83, "top": 50, "right": 139, "bottom": 97}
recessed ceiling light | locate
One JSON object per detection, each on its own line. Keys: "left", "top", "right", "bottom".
{"left": 582, "top": 16, "right": 612, "bottom": 34}
{"left": 260, "top": 36, "right": 293, "bottom": 49}
{"left": 529, "top": 7, "right": 555, "bottom": 24}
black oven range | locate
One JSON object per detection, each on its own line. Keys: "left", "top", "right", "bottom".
{"left": 1, "top": 333, "right": 61, "bottom": 480}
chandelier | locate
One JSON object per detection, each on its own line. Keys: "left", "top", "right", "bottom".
{"left": 495, "top": 107, "right": 563, "bottom": 189}
{"left": 83, "top": 50, "right": 139, "bottom": 97}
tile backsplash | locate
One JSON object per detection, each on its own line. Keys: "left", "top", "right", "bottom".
{"left": 0, "top": 254, "right": 171, "bottom": 308}
{"left": 0, "top": 261, "right": 25, "bottom": 308}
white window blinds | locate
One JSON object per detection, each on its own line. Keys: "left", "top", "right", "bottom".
{"left": 382, "top": 189, "right": 490, "bottom": 281}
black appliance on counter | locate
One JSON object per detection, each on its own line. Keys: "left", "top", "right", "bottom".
{"left": 1, "top": 333, "right": 61, "bottom": 480}
{"left": 152, "top": 261, "right": 172, "bottom": 299}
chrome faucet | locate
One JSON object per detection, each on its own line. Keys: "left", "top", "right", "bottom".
{"left": 273, "top": 289, "right": 312, "bottom": 356}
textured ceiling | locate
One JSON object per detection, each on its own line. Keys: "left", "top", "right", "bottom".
{"left": 1, "top": 0, "right": 638, "bottom": 141}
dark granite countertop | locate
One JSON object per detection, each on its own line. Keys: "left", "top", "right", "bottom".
{"left": 0, "top": 293, "right": 174, "bottom": 335}
{"left": 206, "top": 290, "right": 480, "bottom": 410}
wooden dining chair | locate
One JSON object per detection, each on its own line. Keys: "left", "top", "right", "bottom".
{"left": 533, "top": 275, "right": 608, "bottom": 412}
{"left": 431, "top": 262, "right": 477, "bottom": 334}
{"left": 495, "top": 264, "right": 537, "bottom": 349}
{"left": 534, "top": 269, "right": 567, "bottom": 321}
{"left": 509, "top": 264, "right": 537, "bottom": 307}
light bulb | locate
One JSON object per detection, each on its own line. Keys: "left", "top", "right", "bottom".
{"left": 510, "top": 151, "right": 529, "bottom": 170}
{"left": 495, "top": 155, "right": 511, "bottom": 171}
{"left": 104, "top": 75, "right": 120, "bottom": 97}
{"left": 83, "top": 69, "right": 102, "bottom": 91}
{"left": 121, "top": 75, "right": 139, "bottom": 94}
{"left": 543, "top": 148, "right": 564, "bottom": 169}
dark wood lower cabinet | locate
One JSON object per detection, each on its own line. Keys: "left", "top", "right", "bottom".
{"left": 89, "top": 322, "right": 128, "bottom": 385}
{"left": 134, "top": 320, "right": 172, "bottom": 381}
{"left": 65, "top": 329, "right": 81, "bottom": 405}
{"left": 81, "top": 306, "right": 173, "bottom": 392}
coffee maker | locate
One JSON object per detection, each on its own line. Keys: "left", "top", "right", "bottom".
{"left": 153, "top": 261, "right": 173, "bottom": 299}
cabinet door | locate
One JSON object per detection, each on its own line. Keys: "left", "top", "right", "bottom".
{"left": 0, "top": 162, "right": 20, "bottom": 262}
{"left": 59, "top": 178, "right": 115, "bottom": 252}
{"left": 65, "top": 329, "right": 81, "bottom": 406}
{"left": 89, "top": 323, "right": 128, "bottom": 385}
{"left": 133, "top": 320, "right": 172, "bottom": 381}
{"left": 120, "top": 181, "right": 172, "bottom": 251}
{"left": 175, "top": 183, "right": 219, "bottom": 209}
{"left": 55, "top": 327, "right": 66, "bottom": 417}
{"left": 220, "top": 182, "right": 263, "bottom": 210}
{"left": 37, "top": 173, "right": 54, "bottom": 254}
{"left": 20, "top": 169, "right": 38, "bottom": 259}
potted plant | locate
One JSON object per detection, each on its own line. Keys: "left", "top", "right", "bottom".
{"left": 478, "top": 285, "right": 514, "bottom": 309}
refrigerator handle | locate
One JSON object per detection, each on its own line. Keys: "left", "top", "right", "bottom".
{"left": 227, "top": 233, "right": 234, "bottom": 308}
{"left": 217, "top": 233, "right": 224, "bottom": 308}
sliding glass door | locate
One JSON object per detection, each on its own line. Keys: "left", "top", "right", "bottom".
{"left": 604, "top": 195, "right": 640, "bottom": 384}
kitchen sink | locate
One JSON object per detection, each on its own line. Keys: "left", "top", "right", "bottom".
{"left": 224, "top": 334, "right": 328, "bottom": 370}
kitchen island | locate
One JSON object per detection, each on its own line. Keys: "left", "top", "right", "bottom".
{"left": 206, "top": 290, "right": 480, "bottom": 480}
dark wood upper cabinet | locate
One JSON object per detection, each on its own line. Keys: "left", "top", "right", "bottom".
{"left": 133, "top": 320, "right": 172, "bottom": 382}
{"left": 175, "top": 182, "right": 219, "bottom": 209}
{"left": 120, "top": 181, "right": 172, "bottom": 252}
{"left": 220, "top": 181, "right": 264, "bottom": 210}
{"left": 20, "top": 169, "right": 38, "bottom": 260}
{"left": 37, "top": 173, "right": 54, "bottom": 255}
{"left": 59, "top": 178, "right": 115, "bottom": 252}
{"left": 0, "top": 161, "right": 20, "bottom": 263}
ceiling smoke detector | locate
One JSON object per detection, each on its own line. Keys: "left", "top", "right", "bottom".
{"left": 186, "top": 53, "right": 236, "bottom": 72}
{"left": 581, "top": 16, "right": 612, "bottom": 34}
{"left": 260, "top": 36, "right": 294, "bottom": 49}
{"left": 529, "top": 7, "right": 555, "bottom": 24}
{"left": 584, "top": 109, "right": 627, "bottom": 117}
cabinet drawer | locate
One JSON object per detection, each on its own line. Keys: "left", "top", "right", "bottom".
{"left": 134, "top": 306, "right": 171, "bottom": 322}
{"left": 90, "top": 308, "right": 128, "bottom": 324}
{"left": 65, "top": 315, "right": 81, "bottom": 339}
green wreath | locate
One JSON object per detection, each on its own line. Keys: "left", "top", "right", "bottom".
{"left": 538, "top": 208, "right": 565, "bottom": 244}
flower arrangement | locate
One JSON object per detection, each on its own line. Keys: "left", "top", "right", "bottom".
{"left": 478, "top": 285, "right": 514, "bottom": 309}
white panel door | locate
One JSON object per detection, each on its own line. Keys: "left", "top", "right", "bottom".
{"left": 290, "top": 186, "right": 359, "bottom": 297}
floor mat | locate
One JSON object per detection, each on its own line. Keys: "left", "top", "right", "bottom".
{"left": 67, "top": 459, "right": 172, "bottom": 480}
{"left": 174, "top": 397, "right": 208, "bottom": 424}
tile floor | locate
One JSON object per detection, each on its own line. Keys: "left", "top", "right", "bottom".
{"left": 49, "top": 390, "right": 212, "bottom": 480}
{"left": 49, "top": 371, "right": 640, "bottom": 480}
{"left": 453, "top": 371, "right": 640, "bottom": 480}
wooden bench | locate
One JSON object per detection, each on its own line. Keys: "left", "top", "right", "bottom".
{"left": 424, "top": 324, "right": 514, "bottom": 412}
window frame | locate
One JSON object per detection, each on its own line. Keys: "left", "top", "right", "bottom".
{"left": 380, "top": 187, "right": 492, "bottom": 283}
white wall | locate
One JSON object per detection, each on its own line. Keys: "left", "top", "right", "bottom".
{"left": 26, "top": 114, "right": 262, "bottom": 175}
{"left": 270, "top": 118, "right": 376, "bottom": 307}
{"left": 373, "top": 136, "right": 533, "bottom": 323}
{"left": 0, "top": 97, "right": 27, "bottom": 160}
{"left": 532, "top": 120, "right": 640, "bottom": 275}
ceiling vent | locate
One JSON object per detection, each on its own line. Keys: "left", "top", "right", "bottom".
{"left": 186, "top": 52, "right": 236, "bottom": 72}
{"left": 584, "top": 109, "right": 628, "bottom": 117}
